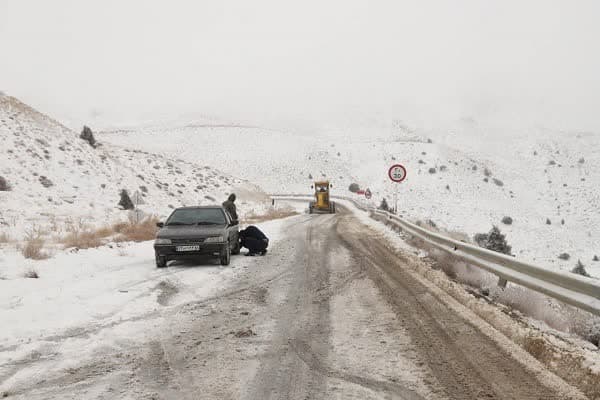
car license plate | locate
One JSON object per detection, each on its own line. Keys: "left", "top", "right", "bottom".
{"left": 176, "top": 245, "right": 200, "bottom": 252}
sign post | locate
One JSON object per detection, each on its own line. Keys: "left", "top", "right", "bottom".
{"left": 131, "top": 190, "right": 145, "bottom": 223}
{"left": 388, "top": 164, "right": 407, "bottom": 213}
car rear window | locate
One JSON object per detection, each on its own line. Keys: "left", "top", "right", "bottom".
{"left": 166, "top": 208, "right": 227, "bottom": 225}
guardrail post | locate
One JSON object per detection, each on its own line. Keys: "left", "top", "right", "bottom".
{"left": 497, "top": 277, "right": 508, "bottom": 289}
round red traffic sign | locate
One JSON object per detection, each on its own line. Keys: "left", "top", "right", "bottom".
{"left": 365, "top": 188, "right": 372, "bottom": 199}
{"left": 388, "top": 164, "right": 407, "bottom": 182}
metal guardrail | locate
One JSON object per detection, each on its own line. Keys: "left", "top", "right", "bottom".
{"left": 271, "top": 194, "right": 600, "bottom": 316}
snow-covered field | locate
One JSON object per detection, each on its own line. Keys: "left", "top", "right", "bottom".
{"left": 0, "top": 95, "right": 271, "bottom": 240}
{"left": 0, "top": 216, "right": 291, "bottom": 393}
{"left": 99, "top": 122, "right": 600, "bottom": 278}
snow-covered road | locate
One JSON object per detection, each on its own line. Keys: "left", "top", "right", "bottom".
{"left": 0, "top": 205, "right": 587, "bottom": 399}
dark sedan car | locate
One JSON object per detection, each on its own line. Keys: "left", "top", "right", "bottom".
{"left": 154, "top": 206, "right": 240, "bottom": 268}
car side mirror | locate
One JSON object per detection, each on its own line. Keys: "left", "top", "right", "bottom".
{"left": 330, "top": 184, "right": 333, "bottom": 188}
{"left": 310, "top": 185, "right": 314, "bottom": 189}
{"left": 156, "top": 222, "right": 164, "bottom": 228}
{"left": 230, "top": 220, "right": 239, "bottom": 227}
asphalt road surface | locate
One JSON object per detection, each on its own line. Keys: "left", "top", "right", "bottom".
{"left": 3, "top": 206, "right": 582, "bottom": 400}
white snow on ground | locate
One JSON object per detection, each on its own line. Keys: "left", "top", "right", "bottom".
{"left": 0, "top": 95, "right": 269, "bottom": 240}
{"left": 99, "top": 123, "right": 600, "bottom": 278}
{"left": 0, "top": 216, "right": 291, "bottom": 392}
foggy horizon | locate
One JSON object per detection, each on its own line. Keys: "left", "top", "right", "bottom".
{"left": 1, "top": 0, "right": 599, "bottom": 133}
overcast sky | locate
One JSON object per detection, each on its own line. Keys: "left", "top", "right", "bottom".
{"left": 1, "top": 0, "right": 599, "bottom": 131}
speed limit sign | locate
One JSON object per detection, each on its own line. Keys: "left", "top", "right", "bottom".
{"left": 388, "top": 164, "right": 407, "bottom": 183}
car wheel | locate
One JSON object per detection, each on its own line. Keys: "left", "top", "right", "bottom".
{"left": 220, "top": 243, "right": 231, "bottom": 266}
{"left": 156, "top": 254, "right": 167, "bottom": 268}
{"left": 232, "top": 239, "right": 241, "bottom": 255}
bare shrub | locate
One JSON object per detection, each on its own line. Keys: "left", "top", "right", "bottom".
{"left": 39, "top": 176, "right": 53, "bottom": 188}
{"left": 348, "top": 183, "right": 360, "bottom": 193}
{"left": 492, "top": 178, "right": 504, "bottom": 187}
{"left": 0, "top": 231, "right": 10, "bottom": 243}
{"left": 80, "top": 125, "right": 97, "bottom": 147}
{"left": 21, "top": 233, "right": 49, "bottom": 260}
{"left": 501, "top": 216, "right": 513, "bottom": 225}
{"left": 571, "top": 260, "right": 590, "bottom": 277}
{"left": 243, "top": 207, "right": 298, "bottom": 223}
{"left": 61, "top": 216, "right": 159, "bottom": 248}
{"left": 483, "top": 167, "right": 492, "bottom": 177}
{"left": 23, "top": 269, "right": 39, "bottom": 279}
{"left": 473, "top": 226, "right": 511, "bottom": 255}
{"left": 114, "top": 216, "right": 160, "bottom": 242}
{"left": 0, "top": 176, "right": 11, "bottom": 191}
{"left": 558, "top": 252, "right": 570, "bottom": 260}
{"left": 428, "top": 167, "right": 436, "bottom": 174}
{"left": 61, "top": 228, "right": 105, "bottom": 249}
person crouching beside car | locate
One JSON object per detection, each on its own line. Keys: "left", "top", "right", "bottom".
{"left": 239, "top": 225, "right": 268, "bottom": 256}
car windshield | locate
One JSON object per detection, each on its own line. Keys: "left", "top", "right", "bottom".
{"left": 166, "top": 208, "right": 227, "bottom": 226}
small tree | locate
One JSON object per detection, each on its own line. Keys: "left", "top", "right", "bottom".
{"left": 0, "top": 176, "right": 10, "bottom": 191}
{"left": 80, "top": 125, "right": 97, "bottom": 148}
{"left": 118, "top": 189, "right": 134, "bottom": 210}
{"left": 558, "top": 253, "right": 570, "bottom": 260}
{"left": 348, "top": 183, "right": 360, "bottom": 193}
{"left": 571, "top": 260, "right": 590, "bottom": 277}
{"left": 474, "top": 226, "right": 511, "bottom": 255}
{"left": 379, "top": 198, "right": 390, "bottom": 212}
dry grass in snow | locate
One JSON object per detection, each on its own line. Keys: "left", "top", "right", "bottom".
{"left": 243, "top": 206, "right": 298, "bottom": 224}
{"left": 20, "top": 232, "right": 50, "bottom": 260}
{"left": 0, "top": 231, "right": 11, "bottom": 244}
{"left": 60, "top": 215, "right": 160, "bottom": 249}
{"left": 23, "top": 269, "right": 39, "bottom": 279}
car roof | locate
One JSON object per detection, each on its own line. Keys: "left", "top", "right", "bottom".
{"left": 174, "top": 205, "right": 225, "bottom": 210}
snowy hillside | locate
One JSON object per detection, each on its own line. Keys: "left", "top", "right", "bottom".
{"left": 99, "top": 122, "right": 600, "bottom": 278}
{"left": 0, "top": 95, "right": 266, "bottom": 239}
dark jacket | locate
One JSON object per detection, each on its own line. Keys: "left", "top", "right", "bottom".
{"left": 239, "top": 225, "right": 267, "bottom": 241}
{"left": 222, "top": 194, "right": 238, "bottom": 221}
{"left": 239, "top": 225, "right": 269, "bottom": 252}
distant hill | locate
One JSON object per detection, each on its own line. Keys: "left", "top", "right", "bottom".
{"left": 0, "top": 96, "right": 249, "bottom": 236}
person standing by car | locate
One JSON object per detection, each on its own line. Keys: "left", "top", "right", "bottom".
{"left": 222, "top": 193, "right": 238, "bottom": 222}
{"left": 239, "top": 225, "right": 269, "bottom": 256}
